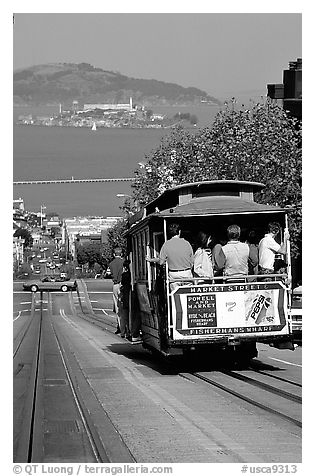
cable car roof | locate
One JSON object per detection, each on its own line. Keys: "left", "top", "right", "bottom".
{"left": 153, "top": 196, "right": 287, "bottom": 217}
{"left": 127, "top": 181, "right": 288, "bottom": 231}
{"left": 144, "top": 180, "right": 266, "bottom": 215}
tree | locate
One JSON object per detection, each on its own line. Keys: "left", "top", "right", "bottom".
{"left": 50, "top": 226, "right": 60, "bottom": 238}
{"left": 14, "top": 228, "right": 33, "bottom": 248}
{"left": 131, "top": 99, "right": 301, "bottom": 257}
{"left": 101, "top": 218, "right": 128, "bottom": 265}
{"left": 76, "top": 242, "right": 103, "bottom": 268}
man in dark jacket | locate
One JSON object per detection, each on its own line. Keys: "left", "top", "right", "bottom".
{"left": 109, "top": 247, "right": 124, "bottom": 334}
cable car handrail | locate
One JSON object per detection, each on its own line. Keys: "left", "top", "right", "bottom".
{"left": 167, "top": 273, "right": 288, "bottom": 284}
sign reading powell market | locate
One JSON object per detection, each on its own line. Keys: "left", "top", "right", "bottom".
{"left": 171, "top": 281, "right": 288, "bottom": 338}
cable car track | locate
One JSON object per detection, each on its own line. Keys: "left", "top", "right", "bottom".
{"left": 180, "top": 370, "right": 302, "bottom": 428}
{"left": 220, "top": 369, "right": 301, "bottom": 403}
{"left": 14, "top": 294, "right": 44, "bottom": 461}
{"left": 247, "top": 361, "right": 301, "bottom": 388}
{"left": 69, "top": 289, "right": 302, "bottom": 431}
{"left": 14, "top": 292, "right": 122, "bottom": 462}
{"left": 13, "top": 294, "right": 36, "bottom": 359}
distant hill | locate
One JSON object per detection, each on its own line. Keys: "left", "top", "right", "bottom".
{"left": 13, "top": 62, "right": 221, "bottom": 107}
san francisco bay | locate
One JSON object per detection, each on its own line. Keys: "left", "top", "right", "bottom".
{"left": 13, "top": 105, "right": 221, "bottom": 217}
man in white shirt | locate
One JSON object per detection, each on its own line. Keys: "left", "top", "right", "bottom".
{"left": 146, "top": 222, "right": 194, "bottom": 289}
{"left": 258, "top": 222, "right": 290, "bottom": 277}
{"left": 220, "top": 224, "right": 257, "bottom": 278}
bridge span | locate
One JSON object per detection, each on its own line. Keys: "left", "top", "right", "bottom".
{"left": 13, "top": 177, "right": 135, "bottom": 185}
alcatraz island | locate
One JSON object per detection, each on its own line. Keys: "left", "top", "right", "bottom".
{"left": 16, "top": 97, "right": 200, "bottom": 129}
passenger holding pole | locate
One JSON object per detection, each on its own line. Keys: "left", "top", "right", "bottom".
{"left": 258, "top": 222, "right": 290, "bottom": 279}
{"left": 146, "top": 222, "right": 194, "bottom": 289}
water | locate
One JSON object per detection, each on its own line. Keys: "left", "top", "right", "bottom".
{"left": 13, "top": 105, "right": 221, "bottom": 217}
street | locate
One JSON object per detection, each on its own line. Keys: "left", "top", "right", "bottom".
{"left": 13, "top": 279, "right": 302, "bottom": 463}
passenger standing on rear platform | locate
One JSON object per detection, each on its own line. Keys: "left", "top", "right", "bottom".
{"left": 258, "top": 222, "right": 290, "bottom": 280}
{"left": 219, "top": 225, "right": 258, "bottom": 280}
{"left": 109, "top": 247, "right": 124, "bottom": 334}
{"left": 146, "top": 222, "right": 194, "bottom": 290}
{"left": 246, "top": 230, "right": 259, "bottom": 280}
{"left": 193, "top": 231, "right": 214, "bottom": 280}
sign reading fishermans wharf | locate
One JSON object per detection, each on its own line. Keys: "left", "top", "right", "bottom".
{"left": 171, "top": 282, "right": 288, "bottom": 338}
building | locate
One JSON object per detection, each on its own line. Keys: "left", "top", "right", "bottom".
{"left": 43, "top": 216, "right": 62, "bottom": 234}
{"left": 83, "top": 97, "right": 133, "bottom": 112}
{"left": 267, "top": 58, "right": 302, "bottom": 120}
{"left": 30, "top": 228, "right": 42, "bottom": 246}
{"left": 62, "top": 216, "right": 121, "bottom": 259}
{"left": 13, "top": 198, "right": 25, "bottom": 212}
{"left": 13, "top": 236, "right": 25, "bottom": 267}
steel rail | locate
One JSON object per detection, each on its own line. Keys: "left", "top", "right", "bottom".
{"left": 52, "top": 309, "right": 136, "bottom": 463}
{"left": 181, "top": 371, "right": 301, "bottom": 428}
{"left": 50, "top": 313, "right": 102, "bottom": 463}
{"left": 247, "top": 362, "right": 302, "bottom": 389}
{"left": 14, "top": 293, "right": 43, "bottom": 462}
{"left": 221, "top": 369, "right": 301, "bottom": 403}
{"left": 13, "top": 293, "right": 36, "bottom": 359}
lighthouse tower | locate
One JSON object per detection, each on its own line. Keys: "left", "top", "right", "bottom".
{"left": 129, "top": 97, "right": 133, "bottom": 111}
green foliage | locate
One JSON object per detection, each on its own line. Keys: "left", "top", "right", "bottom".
{"left": 13, "top": 228, "right": 33, "bottom": 248}
{"left": 131, "top": 100, "right": 302, "bottom": 257}
{"left": 18, "top": 262, "right": 32, "bottom": 276}
{"left": 101, "top": 218, "right": 128, "bottom": 265}
{"left": 50, "top": 226, "right": 60, "bottom": 238}
{"left": 76, "top": 242, "right": 106, "bottom": 268}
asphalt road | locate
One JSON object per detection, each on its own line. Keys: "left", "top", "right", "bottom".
{"left": 13, "top": 279, "right": 302, "bottom": 463}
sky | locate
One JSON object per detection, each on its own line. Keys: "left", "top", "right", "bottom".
{"left": 12, "top": 9, "right": 302, "bottom": 102}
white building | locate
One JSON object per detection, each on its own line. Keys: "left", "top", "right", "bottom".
{"left": 13, "top": 237, "right": 25, "bottom": 266}
{"left": 83, "top": 97, "right": 133, "bottom": 112}
{"left": 13, "top": 198, "right": 25, "bottom": 212}
{"left": 62, "top": 216, "right": 122, "bottom": 258}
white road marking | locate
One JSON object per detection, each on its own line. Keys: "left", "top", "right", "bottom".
{"left": 87, "top": 291, "right": 112, "bottom": 294}
{"left": 13, "top": 311, "right": 21, "bottom": 321}
{"left": 90, "top": 300, "right": 98, "bottom": 303}
{"left": 93, "top": 308, "right": 109, "bottom": 315}
{"left": 268, "top": 357, "right": 302, "bottom": 368}
{"left": 20, "top": 301, "right": 32, "bottom": 304}
{"left": 60, "top": 309, "right": 67, "bottom": 319}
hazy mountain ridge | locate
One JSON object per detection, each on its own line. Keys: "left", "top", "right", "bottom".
{"left": 13, "top": 62, "right": 221, "bottom": 106}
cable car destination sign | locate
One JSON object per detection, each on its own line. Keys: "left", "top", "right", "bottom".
{"left": 171, "top": 281, "right": 288, "bottom": 338}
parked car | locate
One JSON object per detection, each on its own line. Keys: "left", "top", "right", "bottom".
{"left": 23, "top": 275, "right": 77, "bottom": 293}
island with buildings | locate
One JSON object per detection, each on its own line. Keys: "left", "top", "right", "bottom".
{"left": 16, "top": 97, "right": 199, "bottom": 129}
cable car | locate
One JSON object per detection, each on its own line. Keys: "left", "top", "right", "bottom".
{"left": 125, "top": 180, "right": 295, "bottom": 362}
